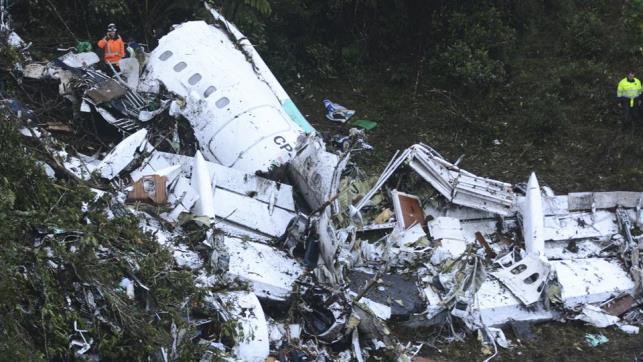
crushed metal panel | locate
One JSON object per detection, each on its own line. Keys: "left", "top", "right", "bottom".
{"left": 131, "top": 151, "right": 295, "bottom": 211}
{"left": 390, "top": 223, "right": 427, "bottom": 246}
{"left": 94, "top": 106, "right": 139, "bottom": 131}
{"left": 491, "top": 253, "right": 550, "bottom": 306}
{"left": 601, "top": 294, "right": 637, "bottom": 316}
{"left": 132, "top": 151, "right": 296, "bottom": 237}
{"left": 224, "top": 237, "right": 303, "bottom": 301}
{"left": 213, "top": 188, "right": 294, "bottom": 237}
{"left": 63, "top": 153, "right": 101, "bottom": 180}
{"left": 406, "top": 144, "right": 515, "bottom": 215}
{"left": 427, "top": 218, "right": 467, "bottom": 263}
{"left": 59, "top": 51, "right": 100, "bottom": 68}
{"left": 474, "top": 279, "right": 558, "bottom": 327}
{"left": 85, "top": 78, "right": 128, "bottom": 104}
{"left": 215, "top": 292, "right": 270, "bottom": 361}
{"left": 161, "top": 176, "right": 198, "bottom": 222}
{"left": 95, "top": 129, "right": 152, "bottom": 180}
{"left": 391, "top": 189, "right": 425, "bottom": 229}
{"left": 542, "top": 210, "right": 620, "bottom": 242}
{"left": 552, "top": 258, "right": 636, "bottom": 309}
{"left": 427, "top": 217, "right": 465, "bottom": 241}
{"left": 288, "top": 136, "right": 341, "bottom": 210}
{"left": 543, "top": 239, "right": 608, "bottom": 260}
{"left": 212, "top": 220, "right": 273, "bottom": 243}
{"left": 541, "top": 194, "right": 570, "bottom": 216}
{"left": 568, "top": 191, "right": 643, "bottom": 211}
{"left": 118, "top": 58, "right": 140, "bottom": 89}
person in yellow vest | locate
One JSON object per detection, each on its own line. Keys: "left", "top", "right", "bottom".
{"left": 616, "top": 71, "right": 641, "bottom": 127}
{"left": 97, "top": 23, "right": 125, "bottom": 72}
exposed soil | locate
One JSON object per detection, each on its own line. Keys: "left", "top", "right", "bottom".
{"left": 289, "top": 63, "right": 643, "bottom": 194}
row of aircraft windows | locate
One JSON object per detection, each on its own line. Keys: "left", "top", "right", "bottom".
{"left": 158, "top": 50, "right": 229, "bottom": 108}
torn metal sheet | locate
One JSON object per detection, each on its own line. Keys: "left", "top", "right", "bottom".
{"left": 427, "top": 217, "right": 465, "bottom": 241}
{"left": 85, "top": 78, "right": 128, "bottom": 104}
{"left": 95, "top": 129, "right": 152, "bottom": 180}
{"left": 575, "top": 305, "right": 620, "bottom": 328}
{"left": 94, "top": 106, "right": 139, "bottom": 131}
{"left": 353, "top": 144, "right": 516, "bottom": 217}
{"left": 543, "top": 239, "right": 609, "bottom": 260}
{"left": 173, "top": 244, "right": 203, "bottom": 270}
{"left": 118, "top": 58, "right": 140, "bottom": 89}
{"left": 568, "top": 191, "right": 643, "bottom": 211}
{"left": 472, "top": 279, "right": 558, "bottom": 327}
{"left": 542, "top": 210, "right": 620, "bottom": 242}
{"left": 430, "top": 239, "right": 467, "bottom": 265}
{"left": 224, "top": 237, "right": 303, "bottom": 301}
{"left": 288, "top": 135, "right": 345, "bottom": 210}
{"left": 131, "top": 151, "right": 295, "bottom": 211}
{"left": 59, "top": 51, "right": 100, "bottom": 68}
{"left": 427, "top": 217, "right": 468, "bottom": 264}
{"left": 215, "top": 291, "right": 270, "bottom": 362}
{"left": 62, "top": 153, "right": 101, "bottom": 180}
{"left": 552, "top": 258, "right": 636, "bottom": 309}
{"left": 406, "top": 144, "right": 516, "bottom": 216}
{"left": 601, "top": 294, "right": 638, "bottom": 316}
{"left": 131, "top": 151, "right": 296, "bottom": 237}
{"left": 161, "top": 175, "right": 198, "bottom": 223}
{"left": 491, "top": 253, "right": 550, "bottom": 306}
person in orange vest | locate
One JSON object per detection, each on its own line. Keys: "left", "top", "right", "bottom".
{"left": 97, "top": 23, "right": 125, "bottom": 72}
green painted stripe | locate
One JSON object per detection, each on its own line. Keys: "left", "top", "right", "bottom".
{"left": 282, "top": 99, "right": 315, "bottom": 133}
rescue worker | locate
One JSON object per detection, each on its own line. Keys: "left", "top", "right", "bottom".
{"left": 97, "top": 23, "right": 125, "bottom": 72}
{"left": 616, "top": 71, "right": 641, "bottom": 127}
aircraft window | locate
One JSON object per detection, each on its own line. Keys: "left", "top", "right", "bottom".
{"left": 173, "top": 62, "right": 187, "bottom": 72}
{"left": 216, "top": 97, "right": 230, "bottom": 108}
{"left": 204, "top": 86, "right": 216, "bottom": 98}
{"left": 159, "top": 51, "right": 173, "bottom": 61}
{"left": 188, "top": 73, "right": 202, "bottom": 85}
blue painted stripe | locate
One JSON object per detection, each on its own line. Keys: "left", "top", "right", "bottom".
{"left": 282, "top": 99, "right": 315, "bottom": 133}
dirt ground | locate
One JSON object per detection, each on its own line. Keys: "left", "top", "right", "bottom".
{"left": 288, "top": 69, "right": 643, "bottom": 361}
{"left": 289, "top": 65, "right": 643, "bottom": 194}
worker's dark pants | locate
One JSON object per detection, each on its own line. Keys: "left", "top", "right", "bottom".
{"left": 620, "top": 97, "right": 640, "bottom": 129}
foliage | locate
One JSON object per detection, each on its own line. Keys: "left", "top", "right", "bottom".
{"left": 564, "top": 10, "right": 609, "bottom": 58}
{"left": 429, "top": 5, "right": 516, "bottom": 89}
{"left": 0, "top": 120, "right": 203, "bottom": 359}
{"left": 433, "top": 40, "right": 507, "bottom": 88}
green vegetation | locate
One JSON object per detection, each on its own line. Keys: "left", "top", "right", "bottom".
{"left": 0, "top": 120, "right": 204, "bottom": 359}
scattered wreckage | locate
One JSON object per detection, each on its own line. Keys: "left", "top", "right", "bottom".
{"left": 3, "top": 2, "right": 642, "bottom": 360}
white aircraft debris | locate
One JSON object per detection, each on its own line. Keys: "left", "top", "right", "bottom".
{"left": 4, "top": 1, "right": 641, "bottom": 360}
